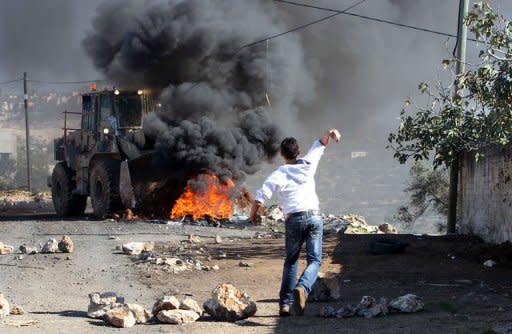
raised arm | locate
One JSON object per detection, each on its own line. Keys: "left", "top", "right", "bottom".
{"left": 319, "top": 128, "right": 341, "bottom": 146}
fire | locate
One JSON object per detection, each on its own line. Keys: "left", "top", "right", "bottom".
{"left": 170, "top": 174, "right": 235, "bottom": 220}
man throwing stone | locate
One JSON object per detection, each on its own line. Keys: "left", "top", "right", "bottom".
{"left": 249, "top": 128, "right": 340, "bottom": 316}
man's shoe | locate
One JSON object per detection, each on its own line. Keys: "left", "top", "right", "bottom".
{"left": 292, "top": 286, "right": 306, "bottom": 316}
{"left": 279, "top": 304, "right": 290, "bottom": 317}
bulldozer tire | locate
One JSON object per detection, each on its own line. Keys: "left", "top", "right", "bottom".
{"left": 90, "top": 160, "right": 121, "bottom": 219}
{"left": 51, "top": 162, "right": 87, "bottom": 216}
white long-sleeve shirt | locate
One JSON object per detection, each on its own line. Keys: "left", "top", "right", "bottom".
{"left": 254, "top": 140, "right": 325, "bottom": 215}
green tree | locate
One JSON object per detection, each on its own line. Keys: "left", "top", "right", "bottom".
{"left": 395, "top": 162, "right": 449, "bottom": 228}
{"left": 388, "top": 2, "right": 512, "bottom": 168}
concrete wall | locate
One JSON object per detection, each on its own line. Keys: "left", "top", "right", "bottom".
{"left": 459, "top": 145, "right": 512, "bottom": 243}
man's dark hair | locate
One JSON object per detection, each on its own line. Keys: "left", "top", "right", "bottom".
{"left": 280, "top": 137, "right": 300, "bottom": 160}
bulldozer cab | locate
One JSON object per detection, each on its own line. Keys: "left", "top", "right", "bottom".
{"left": 81, "top": 90, "right": 151, "bottom": 137}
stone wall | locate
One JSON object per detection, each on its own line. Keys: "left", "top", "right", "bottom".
{"left": 459, "top": 145, "right": 512, "bottom": 243}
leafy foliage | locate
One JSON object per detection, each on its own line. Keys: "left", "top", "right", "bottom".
{"left": 388, "top": 2, "right": 512, "bottom": 168}
{"left": 395, "top": 162, "right": 448, "bottom": 227}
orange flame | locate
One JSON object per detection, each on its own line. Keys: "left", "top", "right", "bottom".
{"left": 170, "top": 174, "right": 235, "bottom": 220}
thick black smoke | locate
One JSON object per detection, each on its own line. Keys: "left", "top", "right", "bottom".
{"left": 82, "top": 0, "right": 313, "bottom": 182}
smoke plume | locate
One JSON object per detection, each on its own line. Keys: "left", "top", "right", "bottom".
{"left": 83, "top": 0, "right": 314, "bottom": 183}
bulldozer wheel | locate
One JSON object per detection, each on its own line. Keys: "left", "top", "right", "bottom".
{"left": 51, "top": 162, "right": 87, "bottom": 216}
{"left": 90, "top": 160, "right": 121, "bottom": 218}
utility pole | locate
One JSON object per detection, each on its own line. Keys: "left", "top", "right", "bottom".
{"left": 447, "top": 0, "right": 469, "bottom": 234}
{"left": 23, "top": 72, "right": 32, "bottom": 192}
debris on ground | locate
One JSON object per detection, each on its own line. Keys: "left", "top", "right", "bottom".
{"left": 203, "top": 283, "right": 257, "bottom": 321}
{"left": 41, "top": 238, "right": 58, "bottom": 253}
{"left": 121, "top": 242, "right": 155, "bottom": 255}
{"left": 239, "top": 261, "right": 252, "bottom": 267}
{"left": 323, "top": 213, "right": 398, "bottom": 235}
{"left": 320, "top": 294, "right": 424, "bottom": 319}
{"left": 58, "top": 235, "right": 74, "bottom": 253}
{"left": 309, "top": 271, "right": 342, "bottom": 301}
{"left": 19, "top": 245, "right": 38, "bottom": 255}
{"left": 0, "top": 242, "right": 15, "bottom": 255}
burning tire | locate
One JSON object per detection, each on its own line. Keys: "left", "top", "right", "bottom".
{"left": 90, "top": 160, "right": 121, "bottom": 218}
{"left": 51, "top": 162, "right": 87, "bottom": 216}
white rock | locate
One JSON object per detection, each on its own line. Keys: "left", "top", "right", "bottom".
{"left": 0, "top": 292, "right": 10, "bottom": 318}
{"left": 122, "top": 241, "right": 154, "bottom": 255}
{"left": 103, "top": 305, "right": 136, "bottom": 328}
{"left": 87, "top": 292, "right": 125, "bottom": 318}
{"left": 152, "top": 296, "right": 180, "bottom": 315}
{"left": 203, "top": 283, "right": 257, "bottom": 321}
{"left": 126, "top": 303, "right": 151, "bottom": 324}
{"left": 180, "top": 297, "right": 203, "bottom": 315}
{"left": 157, "top": 309, "right": 181, "bottom": 324}
{"left": 41, "top": 239, "right": 58, "bottom": 253}
{"left": 389, "top": 294, "right": 424, "bottom": 313}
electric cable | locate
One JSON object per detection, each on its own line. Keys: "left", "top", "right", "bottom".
{"left": 181, "top": 0, "right": 369, "bottom": 96}
{"left": 0, "top": 78, "right": 22, "bottom": 85}
{"left": 27, "top": 79, "right": 106, "bottom": 85}
{"left": 274, "top": 0, "right": 478, "bottom": 42}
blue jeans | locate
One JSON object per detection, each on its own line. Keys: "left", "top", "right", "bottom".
{"left": 279, "top": 211, "right": 323, "bottom": 306}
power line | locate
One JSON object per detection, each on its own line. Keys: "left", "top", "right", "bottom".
{"left": 0, "top": 78, "right": 22, "bottom": 86}
{"left": 274, "top": 0, "right": 478, "bottom": 42}
{"left": 240, "top": 0, "right": 369, "bottom": 50}
{"left": 28, "top": 79, "right": 106, "bottom": 85}
{"left": 182, "top": 0, "right": 369, "bottom": 96}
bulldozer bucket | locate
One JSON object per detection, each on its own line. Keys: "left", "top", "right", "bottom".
{"left": 119, "top": 153, "right": 187, "bottom": 217}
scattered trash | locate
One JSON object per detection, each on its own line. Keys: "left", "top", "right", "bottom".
{"left": 238, "top": 261, "right": 252, "bottom": 267}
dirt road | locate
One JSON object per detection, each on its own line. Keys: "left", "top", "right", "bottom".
{"left": 1, "top": 215, "right": 511, "bottom": 333}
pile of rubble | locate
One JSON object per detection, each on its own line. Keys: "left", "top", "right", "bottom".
{"left": 320, "top": 294, "right": 424, "bottom": 319}
{"left": 88, "top": 283, "right": 256, "bottom": 328}
{"left": 257, "top": 206, "right": 397, "bottom": 235}
{"left": 0, "top": 235, "right": 74, "bottom": 256}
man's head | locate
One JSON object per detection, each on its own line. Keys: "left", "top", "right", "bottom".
{"left": 280, "top": 137, "right": 300, "bottom": 160}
